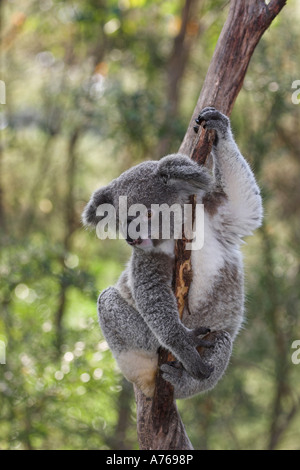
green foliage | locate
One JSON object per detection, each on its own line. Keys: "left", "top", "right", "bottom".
{"left": 1, "top": 0, "right": 300, "bottom": 450}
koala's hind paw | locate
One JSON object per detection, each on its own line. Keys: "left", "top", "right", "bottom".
{"left": 161, "top": 357, "right": 213, "bottom": 384}
{"left": 161, "top": 330, "right": 233, "bottom": 399}
{"left": 194, "top": 360, "right": 214, "bottom": 379}
{"left": 161, "top": 361, "right": 183, "bottom": 381}
{"left": 185, "top": 352, "right": 214, "bottom": 380}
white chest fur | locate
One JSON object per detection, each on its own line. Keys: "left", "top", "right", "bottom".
{"left": 188, "top": 212, "right": 228, "bottom": 311}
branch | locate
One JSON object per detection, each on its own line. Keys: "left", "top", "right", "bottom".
{"left": 135, "top": 0, "right": 287, "bottom": 451}
{"left": 179, "top": 0, "right": 287, "bottom": 158}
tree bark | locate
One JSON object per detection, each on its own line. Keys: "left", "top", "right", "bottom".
{"left": 135, "top": 0, "right": 287, "bottom": 451}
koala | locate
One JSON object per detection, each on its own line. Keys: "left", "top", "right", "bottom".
{"left": 82, "top": 108, "right": 263, "bottom": 399}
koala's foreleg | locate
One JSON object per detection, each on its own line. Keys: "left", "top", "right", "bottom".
{"left": 196, "top": 107, "right": 263, "bottom": 236}
{"left": 131, "top": 250, "right": 215, "bottom": 381}
{"left": 161, "top": 330, "right": 232, "bottom": 399}
{"left": 98, "top": 287, "right": 160, "bottom": 397}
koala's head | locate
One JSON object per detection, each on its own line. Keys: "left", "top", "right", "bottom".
{"left": 82, "top": 154, "right": 212, "bottom": 249}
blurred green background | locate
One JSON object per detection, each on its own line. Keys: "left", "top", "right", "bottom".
{"left": 0, "top": 0, "right": 300, "bottom": 450}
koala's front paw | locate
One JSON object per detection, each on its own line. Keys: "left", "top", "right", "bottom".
{"left": 190, "top": 326, "right": 214, "bottom": 348}
{"left": 188, "top": 355, "right": 214, "bottom": 380}
{"left": 161, "top": 361, "right": 183, "bottom": 383}
{"left": 182, "top": 327, "right": 215, "bottom": 379}
{"left": 194, "top": 107, "right": 230, "bottom": 142}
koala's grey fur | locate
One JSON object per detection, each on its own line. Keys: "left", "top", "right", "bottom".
{"left": 82, "top": 108, "right": 263, "bottom": 399}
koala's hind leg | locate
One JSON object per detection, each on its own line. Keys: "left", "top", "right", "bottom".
{"left": 98, "top": 287, "right": 160, "bottom": 397}
{"left": 161, "top": 330, "right": 232, "bottom": 399}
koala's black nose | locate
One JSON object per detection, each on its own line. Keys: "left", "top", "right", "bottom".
{"left": 126, "top": 218, "right": 135, "bottom": 245}
{"left": 126, "top": 236, "right": 142, "bottom": 246}
{"left": 126, "top": 235, "right": 135, "bottom": 245}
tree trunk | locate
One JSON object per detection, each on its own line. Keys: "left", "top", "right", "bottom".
{"left": 135, "top": 0, "right": 287, "bottom": 451}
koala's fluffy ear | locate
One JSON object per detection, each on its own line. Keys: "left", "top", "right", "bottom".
{"left": 158, "top": 154, "right": 212, "bottom": 193}
{"left": 82, "top": 186, "right": 112, "bottom": 227}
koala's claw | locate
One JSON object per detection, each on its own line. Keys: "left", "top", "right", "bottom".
{"left": 196, "top": 361, "right": 214, "bottom": 379}
{"left": 195, "top": 106, "right": 217, "bottom": 125}
{"left": 196, "top": 338, "right": 215, "bottom": 349}
{"left": 190, "top": 327, "right": 214, "bottom": 349}
{"left": 193, "top": 326, "right": 211, "bottom": 336}
{"left": 161, "top": 360, "right": 213, "bottom": 382}
{"left": 161, "top": 362, "right": 183, "bottom": 381}
{"left": 164, "top": 360, "right": 182, "bottom": 370}
{"left": 195, "top": 107, "right": 230, "bottom": 140}
{"left": 183, "top": 355, "right": 214, "bottom": 380}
